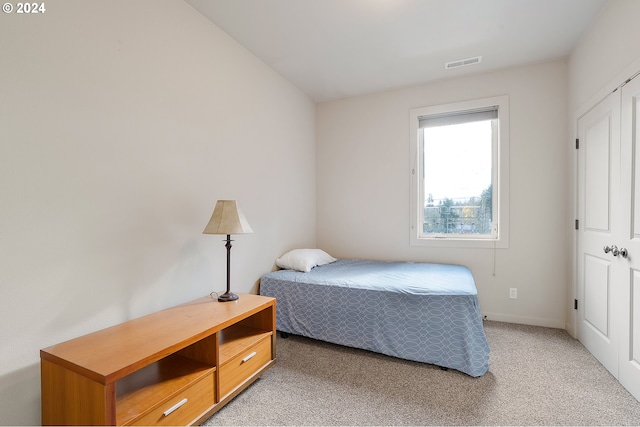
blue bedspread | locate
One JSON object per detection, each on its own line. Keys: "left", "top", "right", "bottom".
{"left": 260, "top": 258, "right": 490, "bottom": 377}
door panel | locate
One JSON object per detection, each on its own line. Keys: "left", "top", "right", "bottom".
{"left": 583, "top": 254, "right": 610, "bottom": 338}
{"left": 585, "top": 118, "right": 611, "bottom": 231}
{"left": 577, "top": 89, "right": 621, "bottom": 378}
{"left": 631, "top": 270, "right": 640, "bottom": 361}
{"left": 619, "top": 75, "right": 640, "bottom": 401}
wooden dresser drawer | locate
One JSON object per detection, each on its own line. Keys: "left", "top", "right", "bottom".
{"left": 219, "top": 336, "right": 271, "bottom": 397}
{"left": 129, "top": 371, "right": 214, "bottom": 426}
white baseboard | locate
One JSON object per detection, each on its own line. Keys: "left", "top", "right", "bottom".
{"left": 481, "top": 312, "right": 565, "bottom": 329}
{"left": 565, "top": 321, "right": 577, "bottom": 339}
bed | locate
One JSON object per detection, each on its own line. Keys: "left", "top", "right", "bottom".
{"left": 259, "top": 250, "right": 490, "bottom": 377}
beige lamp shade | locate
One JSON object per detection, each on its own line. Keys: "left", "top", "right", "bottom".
{"left": 203, "top": 200, "right": 253, "bottom": 235}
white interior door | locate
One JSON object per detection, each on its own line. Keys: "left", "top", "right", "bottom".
{"left": 577, "top": 89, "right": 621, "bottom": 378}
{"left": 577, "top": 74, "right": 640, "bottom": 403}
{"left": 619, "top": 75, "right": 640, "bottom": 401}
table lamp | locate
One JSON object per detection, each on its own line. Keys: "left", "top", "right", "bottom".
{"left": 203, "top": 200, "right": 253, "bottom": 302}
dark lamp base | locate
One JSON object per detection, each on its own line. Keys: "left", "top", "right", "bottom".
{"left": 218, "top": 292, "right": 239, "bottom": 302}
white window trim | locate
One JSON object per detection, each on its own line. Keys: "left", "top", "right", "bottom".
{"left": 409, "top": 95, "right": 510, "bottom": 248}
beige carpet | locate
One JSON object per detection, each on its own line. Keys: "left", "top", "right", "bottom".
{"left": 204, "top": 321, "right": 640, "bottom": 425}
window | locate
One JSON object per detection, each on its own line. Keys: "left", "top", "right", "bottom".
{"left": 409, "top": 96, "right": 509, "bottom": 248}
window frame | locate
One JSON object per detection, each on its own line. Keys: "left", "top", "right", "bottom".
{"left": 409, "top": 95, "right": 510, "bottom": 248}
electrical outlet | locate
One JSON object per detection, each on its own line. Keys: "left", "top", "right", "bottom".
{"left": 509, "top": 288, "right": 517, "bottom": 299}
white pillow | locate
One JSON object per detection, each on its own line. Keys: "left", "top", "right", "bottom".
{"left": 275, "top": 249, "right": 337, "bottom": 273}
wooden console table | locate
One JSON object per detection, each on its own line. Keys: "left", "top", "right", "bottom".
{"left": 40, "top": 293, "right": 276, "bottom": 426}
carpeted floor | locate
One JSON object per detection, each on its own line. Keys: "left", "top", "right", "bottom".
{"left": 203, "top": 321, "right": 640, "bottom": 426}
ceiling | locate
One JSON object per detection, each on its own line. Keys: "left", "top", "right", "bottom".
{"left": 184, "top": 0, "right": 608, "bottom": 102}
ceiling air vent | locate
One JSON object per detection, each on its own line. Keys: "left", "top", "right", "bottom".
{"left": 445, "top": 56, "right": 482, "bottom": 70}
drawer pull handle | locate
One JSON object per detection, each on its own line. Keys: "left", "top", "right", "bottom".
{"left": 242, "top": 351, "right": 257, "bottom": 363}
{"left": 163, "top": 398, "right": 188, "bottom": 417}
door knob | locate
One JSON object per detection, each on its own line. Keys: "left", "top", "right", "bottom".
{"left": 603, "top": 245, "right": 628, "bottom": 258}
{"left": 604, "top": 245, "right": 619, "bottom": 256}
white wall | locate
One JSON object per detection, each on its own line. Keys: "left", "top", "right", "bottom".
{"left": 0, "top": 1, "right": 316, "bottom": 424}
{"left": 569, "top": 0, "right": 640, "bottom": 114}
{"left": 317, "top": 59, "right": 569, "bottom": 329}
{"left": 566, "top": 0, "right": 640, "bottom": 335}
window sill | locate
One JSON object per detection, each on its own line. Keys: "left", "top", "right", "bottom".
{"left": 410, "top": 234, "right": 509, "bottom": 249}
